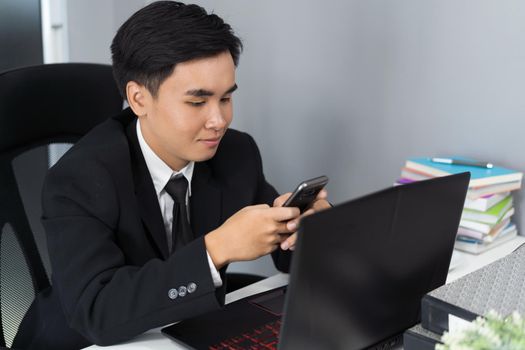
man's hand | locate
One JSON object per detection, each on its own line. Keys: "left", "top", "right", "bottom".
{"left": 275, "top": 189, "right": 331, "bottom": 251}
{"left": 205, "top": 204, "right": 300, "bottom": 269}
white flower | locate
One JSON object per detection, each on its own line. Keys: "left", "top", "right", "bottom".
{"left": 438, "top": 310, "right": 525, "bottom": 350}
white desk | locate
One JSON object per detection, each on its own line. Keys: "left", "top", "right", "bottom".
{"left": 85, "top": 236, "right": 525, "bottom": 349}
{"left": 447, "top": 236, "right": 525, "bottom": 283}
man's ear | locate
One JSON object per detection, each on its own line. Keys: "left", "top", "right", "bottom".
{"left": 126, "top": 81, "right": 150, "bottom": 117}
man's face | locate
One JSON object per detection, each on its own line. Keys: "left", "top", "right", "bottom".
{"left": 137, "top": 51, "right": 236, "bottom": 171}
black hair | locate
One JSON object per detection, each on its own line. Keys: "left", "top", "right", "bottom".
{"left": 111, "top": 1, "right": 242, "bottom": 99}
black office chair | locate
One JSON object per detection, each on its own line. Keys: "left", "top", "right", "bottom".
{"left": 0, "top": 63, "right": 123, "bottom": 348}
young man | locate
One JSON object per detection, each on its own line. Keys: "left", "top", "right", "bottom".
{"left": 14, "top": 2, "right": 329, "bottom": 349}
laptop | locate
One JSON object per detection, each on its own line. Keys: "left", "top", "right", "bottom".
{"left": 162, "top": 172, "right": 470, "bottom": 349}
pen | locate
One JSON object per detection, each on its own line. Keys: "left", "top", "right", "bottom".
{"left": 431, "top": 157, "right": 494, "bottom": 169}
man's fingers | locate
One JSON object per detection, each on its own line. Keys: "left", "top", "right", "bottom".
{"left": 269, "top": 206, "right": 300, "bottom": 222}
{"left": 273, "top": 192, "right": 292, "bottom": 207}
{"left": 301, "top": 208, "right": 315, "bottom": 217}
{"left": 273, "top": 221, "right": 292, "bottom": 235}
{"left": 266, "top": 190, "right": 329, "bottom": 252}
{"left": 311, "top": 198, "right": 331, "bottom": 211}
{"left": 286, "top": 219, "right": 298, "bottom": 231}
{"left": 250, "top": 204, "right": 271, "bottom": 210}
{"left": 281, "top": 233, "right": 297, "bottom": 250}
{"left": 316, "top": 189, "right": 328, "bottom": 200}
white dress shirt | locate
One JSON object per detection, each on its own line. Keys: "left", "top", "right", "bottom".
{"left": 136, "top": 120, "right": 222, "bottom": 287}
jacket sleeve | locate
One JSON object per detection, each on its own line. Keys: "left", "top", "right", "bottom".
{"left": 245, "top": 134, "right": 293, "bottom": 273}
{"left": 42, "top": 160, "right": 224, "bottom": 346}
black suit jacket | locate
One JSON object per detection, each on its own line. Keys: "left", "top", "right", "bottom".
{"left": 15, "top": 108, "right": 291, "bottom": 349}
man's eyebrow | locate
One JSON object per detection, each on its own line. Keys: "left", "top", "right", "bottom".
{"left": 185, "top": 89, "right": 213, "bottom": 97}
{"left": 185, "top": 84, "right": 238, "bottom": 97}
{"left": 225, "top": 84, "right": 238, "bottom": 94}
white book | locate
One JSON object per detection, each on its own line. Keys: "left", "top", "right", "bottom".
{"left": 461, "top": 196, "right": 513, "bottom": 224}
{"left": 466, "top": 181, "right": 521, "bottom": 200}
{"left": 463, "top": 192, "right": 509, "bottom": 211}
{"left": 457, "top": 218, "right": 510, "bottom": 241}
{"left": 454, "top": 228, "right": 518, "bottom": 254}
{"left": 400, "top": 168, "right": 432, "bottom": 181}
{"left": 459, "top": 207, "right": 514, "bottom": 234}
{"left": 484, "top": 223, "right": 517, "bottom": 243}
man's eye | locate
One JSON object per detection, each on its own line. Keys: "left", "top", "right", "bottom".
{"left": 220, "top": 97, "right": 231, "bottom": 103}
{"left": 188, "top": 101, "right": 205, "bottom": 107}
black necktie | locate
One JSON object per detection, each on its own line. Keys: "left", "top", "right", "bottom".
{"left": 165, "top": 175, "right": 193, "bottom": 251}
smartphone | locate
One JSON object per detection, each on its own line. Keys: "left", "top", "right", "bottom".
{"left": 282, "top": 175, "right": 329, "bottom": 213}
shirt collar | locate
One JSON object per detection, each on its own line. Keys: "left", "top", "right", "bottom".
{"left": 136, "top": 119, "right": 194, "bottom": 197}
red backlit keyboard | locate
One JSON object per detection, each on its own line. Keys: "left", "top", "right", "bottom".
{"left": 209, "top": 319, "right": 281, "bottom": 350}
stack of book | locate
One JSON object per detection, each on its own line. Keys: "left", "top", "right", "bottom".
{"left": 398, "top": 157, "right": 523, "bottom": 254}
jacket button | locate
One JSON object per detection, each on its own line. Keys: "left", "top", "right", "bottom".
{"left": 178, "top": 286, "right": 187, "bottom": 297}
{"left": 187, "top": 282, "right": 197, "bottom": 293}
{"left": 168, "top": 288, "right": 178, "bottom": 300}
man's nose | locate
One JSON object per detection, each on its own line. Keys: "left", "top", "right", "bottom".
{"left": 206, "top": 105, "right": 227, "bottom": 130}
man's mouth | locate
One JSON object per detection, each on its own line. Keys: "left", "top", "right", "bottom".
{"left": 200, "top": 137, "right": 221, "bottom": 147}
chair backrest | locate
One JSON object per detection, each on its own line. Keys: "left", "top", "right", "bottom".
{"left": 0, "top": 63, "right": 123, "bottom": 347}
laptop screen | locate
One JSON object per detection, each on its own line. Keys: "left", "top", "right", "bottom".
{"left": 279, "top": 172, "right": 470, "bottom": 349}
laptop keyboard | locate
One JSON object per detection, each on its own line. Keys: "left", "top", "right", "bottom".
{"left": 209, "top": 319, "right": 281, "bottom": 350}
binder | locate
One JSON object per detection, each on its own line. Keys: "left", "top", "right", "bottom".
{"left": 421, "top": 242, "right": 525, "bottom": 335}
{"left": 403, "top": 324, "right": 442, "bottom": 350}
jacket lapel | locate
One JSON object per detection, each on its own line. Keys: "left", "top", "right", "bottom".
{"left": 124, "top": 110, "right": 223, "bottom": 256}
{"left": 190, "top": 162, "right": 222, "bottom": 238}
{"left": 125, "top": 117, "right": 169, "bottom": 259}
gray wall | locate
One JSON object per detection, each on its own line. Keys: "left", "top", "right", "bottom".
{"left": 67, "top": 0, "right": 525, "bottom": 276}
{"left": 67, "top": 0, "right": 145, "bottom": 63}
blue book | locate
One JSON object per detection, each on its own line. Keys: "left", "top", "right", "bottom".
{"left": 405, "top": 157, "right": 522, "bottom": 188}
